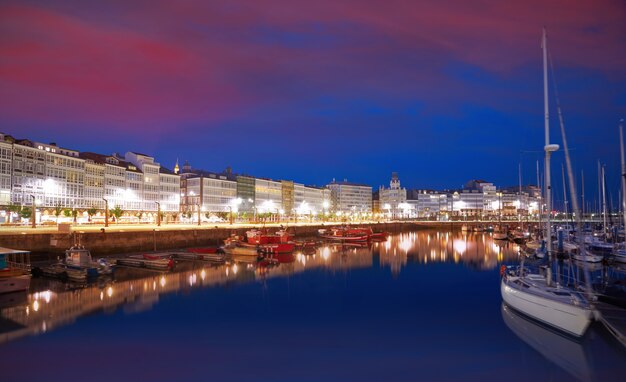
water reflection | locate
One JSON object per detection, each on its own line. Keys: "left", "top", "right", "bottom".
{"left": 0, "top": 231, "right": 523, "bottom": 345}
{"left": 501, "top": 303, "right": 593, "bottom": 381}
{"left": 377, "top": 231, "right": 520, "bottom": 276}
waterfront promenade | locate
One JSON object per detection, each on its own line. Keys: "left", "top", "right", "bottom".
{"left": 0, "top": 218, "right": 602, "bottom": 257}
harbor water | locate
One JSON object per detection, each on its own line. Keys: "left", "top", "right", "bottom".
{"left": 1, "top": 230, "right": 625, "bottom": 381}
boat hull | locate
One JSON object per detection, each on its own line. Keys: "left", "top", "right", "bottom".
{"left": 319, "top": 234, "right": 369, "bottom": 242}
{"left": 0, "top": 274, "right": 30, "bottom": 294}
{"left": 493, "top": 233, "right": 508, "bottom": 241}
{"left": 500, "top": 278, "right": 591, "bottom": 337}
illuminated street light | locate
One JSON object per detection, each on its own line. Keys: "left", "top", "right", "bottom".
{"left": 229, "top": 198, "right": 242, "bottom": 225}
{"left": 155, "top": 201, "right": 161, "bottom": 226}
{"left": 30, "top": 195, "right": 36, "bottom": 228}
{"left": 102, "top": 198, "right": 109, "bottom": 227}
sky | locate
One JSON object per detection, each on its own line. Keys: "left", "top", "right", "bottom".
{"left": 1, "top": 0, "right": 625, "bottom": 209}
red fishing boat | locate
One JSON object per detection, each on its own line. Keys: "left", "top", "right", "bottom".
{"left": 258, "top": 242, "right": 296, "bottom": 255}
{"left": 318, "top": 226, "right": 389, "bottom": 242}
{"left": 246, "top": 229, "right": 292, "bottom": 245}
{"left": 318, "top": 227, "right": 369, "bottom": 242}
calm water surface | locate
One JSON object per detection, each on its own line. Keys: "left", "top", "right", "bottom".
{"left": 1, "top": 230, "right": 625, "bottom": 381}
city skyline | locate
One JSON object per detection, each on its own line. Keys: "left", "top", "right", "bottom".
{"left": 1, "top": 0, "right": 625, "bottom": 200}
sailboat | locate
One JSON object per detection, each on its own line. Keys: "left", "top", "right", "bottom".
{"left": 500, "top": 28, "right": 593, "bottom": 337}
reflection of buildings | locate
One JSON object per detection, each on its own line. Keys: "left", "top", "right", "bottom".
{"left": 0, "top": 266, "right": 231, "bottom": 344}
{"left": 0, "top": 247, "right": 373, "bottom": 345}
{"left": 0, "top": 233, "right": 520, "bottom": 344}
{"left": 376, "top": 231, "right": 521, "bottom": 276}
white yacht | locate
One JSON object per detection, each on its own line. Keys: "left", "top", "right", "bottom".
{"left": 501, "top": 269, "right": 592, "bottom": 337}
{"left": 500, "top": 29, "right": 594, "bottom": 338}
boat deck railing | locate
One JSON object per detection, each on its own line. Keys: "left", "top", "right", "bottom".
{"left": 5, "top": 251, "right": 31, "bottom": 272}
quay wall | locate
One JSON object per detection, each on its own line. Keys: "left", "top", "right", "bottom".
{"left": 0, "top": 221, "right": 516, "bottom": 259}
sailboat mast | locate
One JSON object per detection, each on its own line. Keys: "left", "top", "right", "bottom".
{"left": 519, "top": 163, "right": 523, "bottom": 226}
{"left": 581, "top": 170, "right": 585, "bottom": 220}
{"left": 562, "top": 164, "right": 568, "bottom": 219}
{"left": 542, "top": 28, "right": 557, "bottom": 252}
{"left": 619, "top": 119, "right": 626, "bottom": 233}
{"left": 601, "top": 164, "right": 607, "bottom": 236}
{"left": 598, "top": 160, "right": 602, "bottom": 216}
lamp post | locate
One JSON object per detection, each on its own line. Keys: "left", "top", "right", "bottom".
{"left": 196, "top": 203, "right": 201, "bottom": 226}
{"left": 102, "top": 198, "right": 109, "bottom": 227}
{"left": 155, "top": 201, "right": 161, "bottom": 227}
{"left": 248, "top": 198, "right": 256, "bottom": 222}
{"left": 30, "top": 195, "right": 36, "bottom": 229}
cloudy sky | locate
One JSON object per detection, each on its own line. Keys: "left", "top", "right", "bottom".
{"left": 1, "top": 0, "right": 625, "bottom": 208}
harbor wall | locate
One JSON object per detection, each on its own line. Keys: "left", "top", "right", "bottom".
{"left": 0, "top": 221, "right": 464, "bottom": 259}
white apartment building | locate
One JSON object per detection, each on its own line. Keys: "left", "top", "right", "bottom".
{"left": 11, "top": 139, "right": 85, "bottom": 209}
{"left": 255, "top": 178, "right": 283, "bottom": 213}
{"left": 294, "top": 184, "right": 331, "bottom": 216}
{"left": 412, "top": 191, "right": 448, "bottom": 219}
{"left": 0, "top": 136, "right": 12, "bottom": 205}
{"left": 1, "top": 133, "right": 179, "bottom": 223}
{"left": 327, "top": 179, "right": 372, "bottom": 215}
{"left": 159, "top": 169, "right": 182, "bottom": 212}
{"left": 181, "top": 170, "right": 237, "bottom": 215}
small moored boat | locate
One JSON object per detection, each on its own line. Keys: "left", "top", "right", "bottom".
{"left": 0, "top": 248, "right": 31, "bottom": 294}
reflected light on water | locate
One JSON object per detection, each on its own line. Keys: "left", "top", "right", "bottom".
{"left": 2, "top": 230, "right": 524, "bottom": 349}
{"left": 453, "top": 239, "right": 467, "bottom": 255}
{"left": 322, "top": 247, "right": 330, "bottom": 261}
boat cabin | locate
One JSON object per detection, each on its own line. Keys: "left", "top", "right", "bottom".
{"left": 65, "top": 246, "right": 95, "bottom": 267}
{"left": 0, "top": 247, "right": 31, "bottom": 272}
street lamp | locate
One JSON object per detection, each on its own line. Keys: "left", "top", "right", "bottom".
{"left": 102, "top": 198, "right": 109, "bottom": 227}
{"left": 196, "top": 203, "right": 201, "bottom": 226}
{"left": 155, "top": 201, "right": 161, "bottom": 227}
{"left": 30, "top": 195, "right": 36, "bottom": 229}
{"left": 248, "top": 198, "right": 256, "bottom": 222}
{"left": 229, "top": 198, "right": 242, "bottom": 225}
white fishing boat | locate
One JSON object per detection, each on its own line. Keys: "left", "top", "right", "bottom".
{"left": 0, "top": 248, "right": 31, "bottom": 294}
{"left": 40, "top": 263, "right": 87, "bottom": 283}
{"left": 65, "top": 245, "right": 114, "bottom": 276}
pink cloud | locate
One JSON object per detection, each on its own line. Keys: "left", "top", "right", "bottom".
{"left": 0, "top": 0, "right": 624, "bottom": 132}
